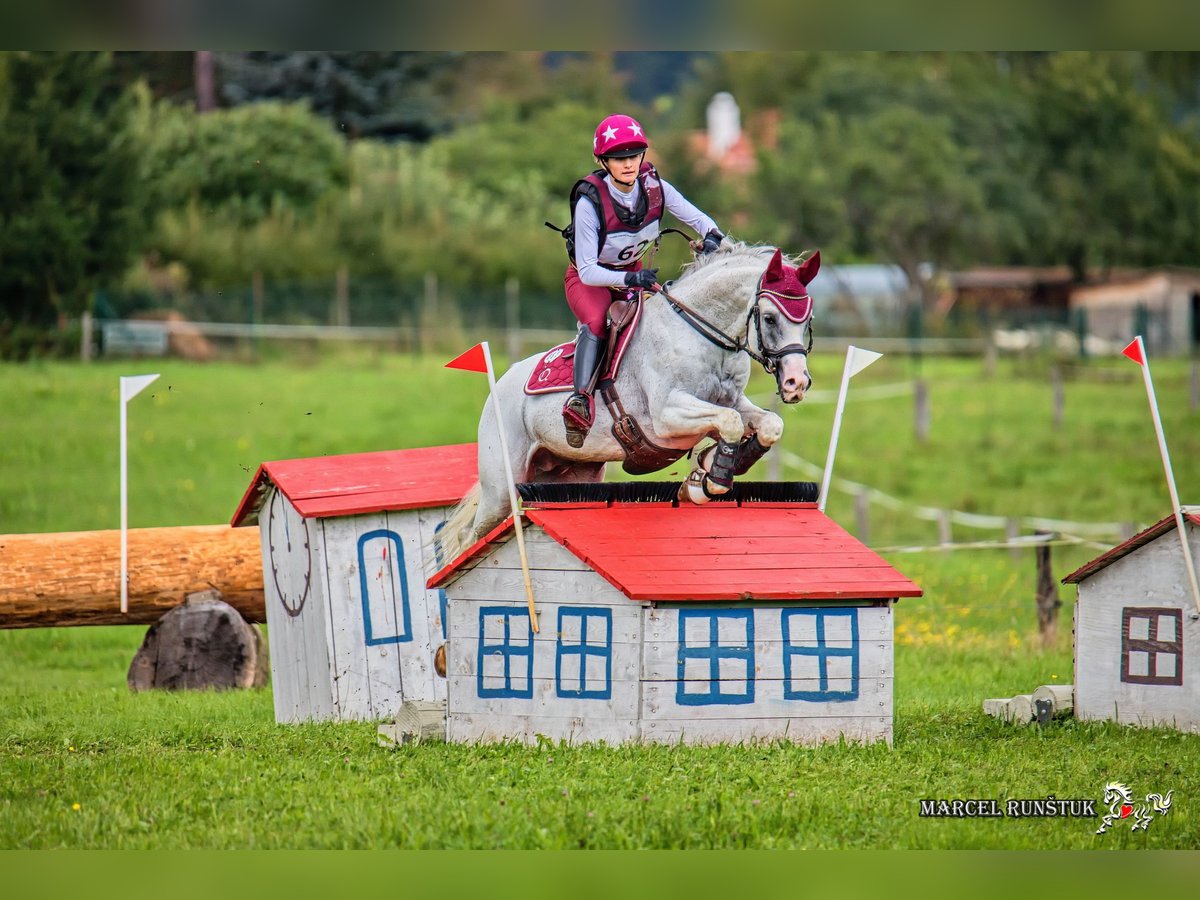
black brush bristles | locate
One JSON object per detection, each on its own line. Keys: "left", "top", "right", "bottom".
{"left": 516, "top": 481, "right": 819, "bottom": 505}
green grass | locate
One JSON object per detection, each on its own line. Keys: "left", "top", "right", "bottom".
{"left": 2, "top": 350, "right": 1198, "bottom": 848}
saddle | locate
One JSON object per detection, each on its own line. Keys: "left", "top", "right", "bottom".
{"left": 524, "top": 294, "right": 686, "bottom": 476}
{"left": 525, "top": 298, "right": 643, "bottom": 395}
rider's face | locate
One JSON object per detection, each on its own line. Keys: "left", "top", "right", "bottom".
{"left": 600, "top": 152, "right": 643, "bottom": 189}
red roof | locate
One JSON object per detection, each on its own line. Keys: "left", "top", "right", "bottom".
{"left": 428, "top": 501, "right": 922, "bottom": 602}
{"left": 231, "top": 443, "right": 477, "bottom": 527}
{"left": 1063, "top": 509, "right": 1200, "bottom": 584}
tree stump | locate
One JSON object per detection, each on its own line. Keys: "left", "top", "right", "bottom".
{"left": 127, "top": 590, "right": 269, "bottom": 692}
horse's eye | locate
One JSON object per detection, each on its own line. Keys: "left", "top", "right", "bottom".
{"left": 763, "top": 315, "right": 776, "bottom": 327}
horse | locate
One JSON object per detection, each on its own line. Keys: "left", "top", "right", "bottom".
{"left": 438, "top": 240, "right": 819, "bottom": 560}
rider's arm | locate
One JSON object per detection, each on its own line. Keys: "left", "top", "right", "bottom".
{"left": 572, "top": 197, "right": 629, "bottom": 288}
{"left": 661, "top": 178, "right": 720, "bottom": 241}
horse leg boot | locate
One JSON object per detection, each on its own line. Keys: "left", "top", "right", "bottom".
{"left": 562, "top": 330, "right": 605, "bottom": 449}
{"left": 732, "top": 433, "right": 771, "bottom": 476}
{"left": 679, "top": 438, "right": 740, "bottom": 504}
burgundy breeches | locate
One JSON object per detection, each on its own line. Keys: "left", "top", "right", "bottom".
{"left": 564, "top": 263, "right": 639, "bottom": 337}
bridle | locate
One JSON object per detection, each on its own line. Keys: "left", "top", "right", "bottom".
{"left": 655, "top": 267, "right": 814, "bottom": 382}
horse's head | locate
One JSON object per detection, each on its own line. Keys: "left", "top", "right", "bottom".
{"left": 753, "top": 248, "right": 819, "bottom": 403}
{"left": 1103, "top": 782, "right": 1133, "bottom": 807}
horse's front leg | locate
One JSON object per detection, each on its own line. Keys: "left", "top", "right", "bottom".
{"left": 651, "top": 390, "right": 745, "bottom": 503}
{"left": 725, "top": 394, "right": 785, "bottom": 475}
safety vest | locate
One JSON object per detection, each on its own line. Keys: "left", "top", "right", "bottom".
{"left": 563, "top": 163, "right": 665, "bottom": 269}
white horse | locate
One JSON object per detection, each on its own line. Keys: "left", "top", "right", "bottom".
{"left": 441, "top": 241, "right": 819, "bottom": 558}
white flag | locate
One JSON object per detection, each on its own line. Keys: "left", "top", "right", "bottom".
{"left": 819, "top": 346, "right": 884, "bottom": 513}
{"left": 848, "top": 346, "right": 883, "bottom": 378}
{"left": 120, "top": 373, "right": 160, "bottom": 403}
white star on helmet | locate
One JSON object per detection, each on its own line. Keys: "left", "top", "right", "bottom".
{"left": 628, "top": 122, "right": 643, "bottom": 137}
{"left": 602, "top": 125, "right": 618, "bottom": 141}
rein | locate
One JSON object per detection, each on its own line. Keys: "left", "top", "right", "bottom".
{"left": 655, "top": 272, "right": 813, "bottom": 377}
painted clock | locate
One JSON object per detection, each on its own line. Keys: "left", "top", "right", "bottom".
{"left": 267, "top": 489, "right": 311, "bottom": 617}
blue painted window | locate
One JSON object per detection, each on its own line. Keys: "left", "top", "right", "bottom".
{"left": 556, "top": 607, "right": 612, "bottom": 700}
{"left": 357, "top": 529, "right": 412, "bottom": 646}
{"left": 477, "top": 606, "right": 534, "bottom": 698}
{"left": 676, "top": 609, "right": 755, "bottom": 705}
{"left": 781, "top": 609, "right": 859, "bottom": 701}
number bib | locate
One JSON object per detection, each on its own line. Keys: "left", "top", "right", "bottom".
{"left": 598, "top": 220, "right": 661, "bottom": 268}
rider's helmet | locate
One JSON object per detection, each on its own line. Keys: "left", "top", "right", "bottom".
{"left": 593, "top": 114, "right": 649, "bottom": 159}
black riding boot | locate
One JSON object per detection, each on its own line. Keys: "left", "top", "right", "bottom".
{"left": 562, "top": 330, "right": 606, "bottom": 448}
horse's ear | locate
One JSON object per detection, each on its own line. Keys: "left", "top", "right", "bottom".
{"left": 796, "top": 249, "right": 821, "bottom": 285}
{"left": 766, "top": 248, "right": 785, "bottom": 280}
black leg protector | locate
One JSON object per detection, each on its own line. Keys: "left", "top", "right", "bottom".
{"left": 732, "top": 434, "right": 771, "bottom": 476}
{"left": 705, "top": 438, "right": 739, "bottom": 489}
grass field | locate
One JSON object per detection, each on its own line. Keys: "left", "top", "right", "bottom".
{"left": 2, "top": 349, "right": 1199, "bottom": 848}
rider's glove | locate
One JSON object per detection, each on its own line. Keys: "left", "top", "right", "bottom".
{"left": 700, "top": 230, "right": 723, "bottom": 255}
{"left": 624, "top": 268, "right": 659, "bottom": 291}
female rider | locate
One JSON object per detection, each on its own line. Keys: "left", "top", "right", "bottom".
{"left": 558, "top": 113, "right": 723, "bottom": 448}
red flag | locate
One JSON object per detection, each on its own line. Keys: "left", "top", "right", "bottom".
{"left": 445, "top": 342, "right": 489, "bottom": 374}
{"left": 1121, "top": 337, "right": 1145, "bottom": 366}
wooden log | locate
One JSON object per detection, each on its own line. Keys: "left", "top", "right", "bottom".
{"left": 1032, "top": 684, "right": 1074, "bottom": 724}
{"left": 982, "top": 698, "right": 1011, "bottom": 719}
{"left": 0, "top": 524, "right": 264, "bottom": 629}
{"left": 1006, "top": 693, "right": 1035, "bottom": 725}
{"left": 127, "top": 590, "right": 268, "bottom": 691}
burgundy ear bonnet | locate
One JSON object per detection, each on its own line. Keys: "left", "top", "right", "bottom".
{"left": 758, "top": 249, "right": 819, "bottom": 323}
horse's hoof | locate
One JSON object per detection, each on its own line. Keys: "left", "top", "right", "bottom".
{"left": 703, "top": 475, "right": 732, "bottom": 496}
{"left": 678, "top": 471, "right": 711, "bottom": 505}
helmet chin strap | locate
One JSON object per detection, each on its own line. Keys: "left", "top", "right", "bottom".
{"left": 601, "top": 154, "right": 642, "bottom": 187}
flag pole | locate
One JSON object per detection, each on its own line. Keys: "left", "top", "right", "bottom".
{"left": 480, "top": 342, "right": 540, "bottom": 632}
{"left": 819, "top": 346, "right": 856, "bottom": 513}
{"left": 119, "top": 373, "right": 159, "bottom": 614}
{"left": 1129, "top": 336, "right": 1200, "bottom": 615}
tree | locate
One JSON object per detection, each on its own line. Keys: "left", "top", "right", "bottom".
{"left": 0, "top": 52, "right": 152, "bottom": 329}
{"left": 139, "top": 99, "right": 350, "bottom": 227}
{"left": 213, "top": 52, "right": 465, "bottom": 141}
{"left": 1021, "top": 52, "right": 1200, "bottom": 279}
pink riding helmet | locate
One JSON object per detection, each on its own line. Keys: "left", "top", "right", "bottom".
{"left": 593, "top": 114, "right": 649, "bottom": 159}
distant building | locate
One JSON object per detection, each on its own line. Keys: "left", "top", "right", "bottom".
{"left": 1070, "top": 269, "right": 1200, "bottom": 356}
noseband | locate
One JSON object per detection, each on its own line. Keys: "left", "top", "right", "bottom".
{"left": 657, "top": 266, "right": 813, "bottom": 382}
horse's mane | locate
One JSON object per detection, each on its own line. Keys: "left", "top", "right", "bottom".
{"left": 674, "top": 238, "right": 807, "bottom": 285}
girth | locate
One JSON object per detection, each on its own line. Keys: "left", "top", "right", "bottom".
{"left": 597, "top": 378, "right": 687, "bottom": 476}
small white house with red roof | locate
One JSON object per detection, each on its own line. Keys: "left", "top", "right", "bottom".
{"left": 1064, "top": 508, "right": 1200, "bottom": 733}
{"left": 428, "top": 490, "right": 922, "bottom": 746}
{"left": 231, "top": 443, "right": 477, "bottom": 724}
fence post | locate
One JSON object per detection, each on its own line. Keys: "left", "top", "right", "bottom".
{"left": 854, "top": 489, "right": 870, "bottom": 545}
{"left": 251, "top": 271, "right": 264, "bottom": 360}
{"left": 1035, "top": 532, "right": 1060, "bottom": 649}
{"left": 424, "top": 272, "right": 438, "bottom": 352}
{"left": 1051, "top": 365, "right": 1064, "bottom": 431}
{"left": 80, "top": 310, "right": 93, "bottom": 362}
{"left": 506, "top": 277, "right": 520, "bottom": 364}
{"left": 914, "top": 378, "right": 930, "bottom": 444}
{"left": 937, "top": 509, "right": 952, "bottom": 546}
{"left": 334, "top": 265, "right": 350, "bottom": 327}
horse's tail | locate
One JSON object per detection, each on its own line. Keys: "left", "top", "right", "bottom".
{"left": 430, "top": 481, "right": 481, "bottom": 571}
{"left": 1149, "top": 790, "right": 1174, "bottom": 813}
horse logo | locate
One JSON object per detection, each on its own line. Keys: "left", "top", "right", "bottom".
{"left": 1095, "top": 782, "right": 1173, "bottom": 834}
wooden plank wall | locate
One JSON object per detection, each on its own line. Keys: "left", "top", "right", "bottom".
{"left": 1074, "top": 529, "right": 1199, "bottom": 733}
{"left": 445, "top": 527, "right": 893, "bottom": 746}
{"left": 260, "top": 491, "right": 334, "bottom": 724}
{"left": 263, "top": 490, "right": 451, "bottom": 724}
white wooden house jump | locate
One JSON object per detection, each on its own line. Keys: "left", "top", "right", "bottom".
{"left": 428, "top": 497, "right": 922, "bottom": 746}
{"left": 231, "top": 444, "right": 477, "bottom": 723}
{"left": 1064, "top": 507, "right": 1200, "bottom": 733}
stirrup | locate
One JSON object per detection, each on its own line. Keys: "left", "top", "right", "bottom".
{"left": 562, "top": 393, "right": 594, "bottom": 448}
